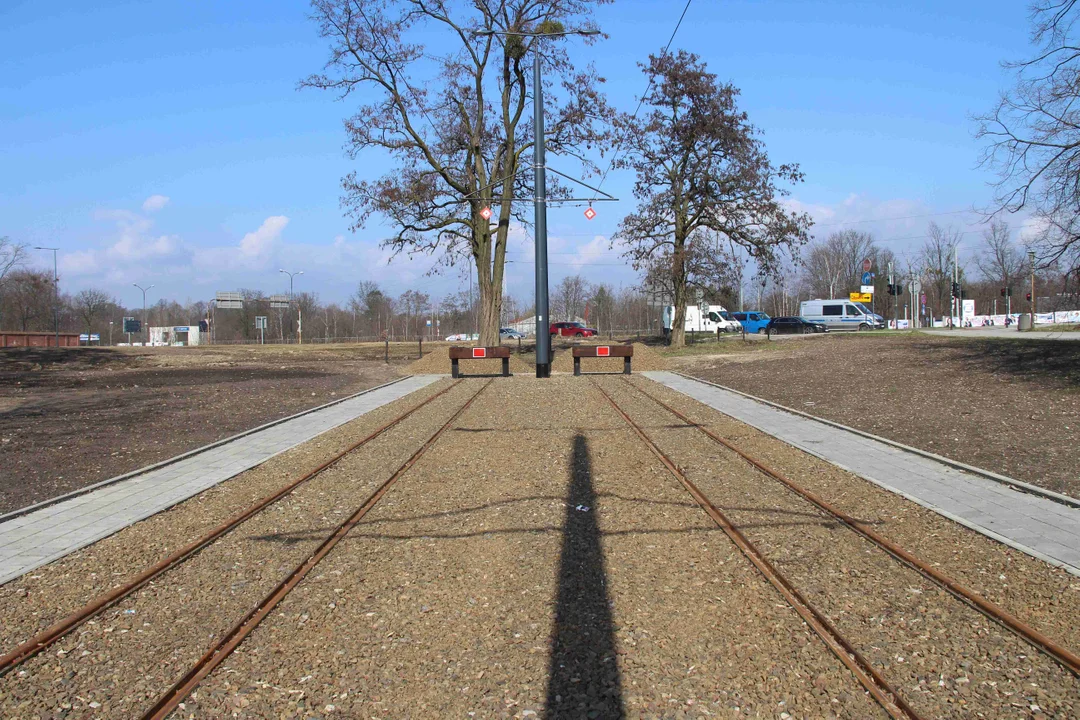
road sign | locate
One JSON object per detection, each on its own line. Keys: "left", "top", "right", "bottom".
{"left": 479, "top": 207, "right": 492, "bottom": 220}
{"left": 123, "top": 317, "right": 141, "bottom": 334}
{"left": 584, "top": 207, "right": 597, "bottom": 220}
{"left": 860, "top": 284, "right": 874, "bottom": 294}
{"left": 849, "top": 292, "right": 873, "bottom": 303}
{"left": 215, "top": 291, "right": 243, "bottom": 309}
{"left": 269, "top": 294, "right": 290, "bottom": 309}
{"left": 862, "top": 258, "right": 872, "bottom": 273}
{"left": 426, "top": 319, "right": 432, "bottom": 326}
{"left": 255, "top": 316, "right": 267, "bottom": 329}
{"left": 861, "top": 271, "right": 872, "bottom": 285}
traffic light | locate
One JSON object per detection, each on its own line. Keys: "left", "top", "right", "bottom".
{"left": 951, "top": 282, "right": 960, "bottom": 297}
{"left": 1000, "top": 288, "right": 1006, "bottom": 297}
{"left": 1026, "top": 292, "right": 1033, "bottom": 301}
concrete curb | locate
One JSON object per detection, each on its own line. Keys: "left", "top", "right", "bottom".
{"left": 671, "top": 371, "right": 1080, "bottom": 510}
{"left": 0, "top": 376, "right": 413, "bottom": 524}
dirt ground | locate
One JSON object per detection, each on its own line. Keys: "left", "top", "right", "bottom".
{"left": 673, "top": 332, "right": 1080, "bottom": 497}
{"left": 0, "top": 344, "right": 414, "bottom": 514}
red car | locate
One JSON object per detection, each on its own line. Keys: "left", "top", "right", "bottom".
{"left": 550, "top": 321, "right": 598, "bottom": 338}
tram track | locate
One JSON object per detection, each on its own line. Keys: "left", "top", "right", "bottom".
{"left": 139, "top": 378, "right": 492, "bottom": 720}
{"left": 590, "top": 378, "right": 923, "bottom": 720}
{"left": 623, "top": 376, "right": 1080, "bottom": 679}
{"left": 0, "top": 378, "right": 463, "bottom": 677}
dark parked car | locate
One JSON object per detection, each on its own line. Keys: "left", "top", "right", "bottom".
{"left": 549, "top": 321, "right": 597, "bottom": 338}
{"left": 765, "top": 316, "right": 829, "bottom": 335}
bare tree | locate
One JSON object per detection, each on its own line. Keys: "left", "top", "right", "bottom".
{"left": 74, "top": 289, "right": 115, "bottom": 340}
{"left": 552, "top": 274, "right": 589, "bottom": 322}
{"left": 800, "top": 230, "right": 877, "bottom": 299}
{"left": 975, "top": 220, "right": 1026, "bottom": 294}
{"left": 921, "top": 222, "right": 964, "bottom": 319}
{"left": 614, "top": 50, "right": 811, "bottom": 347}
{"left": 975, "top": 0, "right": 1080, "bottom": 267}
{"left": 0, "top": 237, "right": 28, "bottom": 329}
{"left": 303, "top": 0, "right": 612, "bottom": 345}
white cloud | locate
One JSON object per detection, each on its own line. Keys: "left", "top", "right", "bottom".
{"left": 142, "top": 194, "right": 170, "bottom": 212}
{"left": 239, "top": 216, "right": 289, "bottom": 259}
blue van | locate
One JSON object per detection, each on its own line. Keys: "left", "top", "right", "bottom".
{"left": 731, "top": 311, "right": 771, "bottom": 334}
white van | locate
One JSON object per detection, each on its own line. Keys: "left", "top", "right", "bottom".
{"left": 799, "top": 299, "right": 885, "bottom": 331}
{"left": 661, "top": 305, "right": 741, "bottom": 333}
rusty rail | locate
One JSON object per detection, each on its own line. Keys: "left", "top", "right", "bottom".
{"left": 628, "top": 379, "right": 1080, "bottom": 679}
{"left": 0, "top": 379, "right": 462, "bottom": 676}
{"left": 591, "top": 380, "right": 924, "bottom": 720}
{"left": 140, "top": 379, "right": 491, "bottom": 720}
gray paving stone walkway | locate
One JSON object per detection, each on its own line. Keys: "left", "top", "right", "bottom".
{"left": 643, "top": 371, "right": 1080, "bottom": 576}
{"left": 0, "top": 375, "right": 440, "bottom": 585}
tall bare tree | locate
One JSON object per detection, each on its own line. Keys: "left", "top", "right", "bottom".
{"left": 921, "top": 222, "right": 964, "bottom": 319}
{"left": 975, "top": 220, "right": 1026, "bottom": 294}
{"left": 976, "top": 0, "right": 1080, "bottom": 268}
{"left": 800, "top": 230, "right": 877, "bottom": 299}
{"left": 552, "top": 274, "right": 589, "bottom": 323}
{"left": 74, "top": 289, "right": 115, "bottom": 340}
{"left": 0, "top": 237, "right": 28, "bottom": 329}
{"left": 304, "top": 0, "right": 612, "bottom": 345}
{"left": 614, "top": 50, "right": 811, "bottom": 347}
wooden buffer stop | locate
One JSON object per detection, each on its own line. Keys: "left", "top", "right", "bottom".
{"left": 573, "top": 344, "right": 633, "bottom": 375}
{"left": 449, "top": 346, "right": 511, "bottom": 378}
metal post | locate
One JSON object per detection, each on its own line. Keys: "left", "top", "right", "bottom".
{"left": 1029, "top": 250, "right": 1036, "bottom": 330}
{"left": 34, "top": 247, "right": 60, "bottom": 346}
{"left": 134, "top": 283, "right": 154, "bottom": 346}
{"left": 534, "top": 50, "right": 551, "bottom": 378}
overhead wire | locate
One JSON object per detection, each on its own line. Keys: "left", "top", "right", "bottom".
{"left": 586, "top": 0, "right": 694, "bottom": 203}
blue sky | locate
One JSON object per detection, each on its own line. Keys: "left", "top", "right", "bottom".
{"left": 0, "top": 0, "right": 1038, "bottom": 309}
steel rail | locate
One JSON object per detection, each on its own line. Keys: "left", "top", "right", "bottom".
{"left": 628, "top": 378, "right": 1080, "bottom": 678}
{"left": 140, "top": 379, "right": 492, "bottom": 720}
{"left": 591, "top": 380, "right": 924, "bottom": 720}
{"left": 0, "top": 379, "right": 462, "bottom": 676}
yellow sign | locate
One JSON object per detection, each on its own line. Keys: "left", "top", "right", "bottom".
{"left": 849, "top": 292, "right": 873, "bottom": 303}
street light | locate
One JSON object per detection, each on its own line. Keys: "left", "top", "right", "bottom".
{"left": 34, "top": 247, "right": 59, "bottom": 347}
{"left": 280, "top": 269, "right": 304, "bottom": 344}
{"left": 133, "top": 283, "right": 154, "bottom": 345}
{"left": 474, "top": 26, "right": 599, "bottom": 377}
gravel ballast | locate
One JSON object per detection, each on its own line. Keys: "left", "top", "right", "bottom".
{"left": 165, "top": 377, "right": 886, "bottom": 719}
{"left": 1, "top": 374, "right": 1077, "bottom": 718}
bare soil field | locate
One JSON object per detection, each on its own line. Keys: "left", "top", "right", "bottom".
{"left": 0, "top": 343, "right": 414, "bottom": 514}
{"left": 673, "top": 332, "right": 1080, "bottom": 497}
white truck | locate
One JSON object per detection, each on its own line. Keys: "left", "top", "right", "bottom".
{"left": 661, "top": 304, "right": 741, "bottom": 334}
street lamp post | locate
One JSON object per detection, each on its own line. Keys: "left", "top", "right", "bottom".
{"left": 475, "top": 27, "right": 599, "bottom": 378}
{"left": 133, "top": 283, "right": 154, "bottom": 345}
{"left": 280, "top": 269, "right": 304, "bottom": 344}
{"left": 34, "top": 247, "right": 59, "bottom": 347}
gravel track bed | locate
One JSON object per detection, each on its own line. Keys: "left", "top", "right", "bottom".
{"left": 176, "top": 377, "right": 885, "bottom": 719}
{"left": 0, "top": 378, "right": 456, "bottom": 649}
{"left": 616, "top": 376, "right": 1080, "bottom": 718}
{"left": 632, "top": 378, "right": 1080, "bottom": 656}
{"left": 0, "top": 381, "right": 479, "bottom": 719}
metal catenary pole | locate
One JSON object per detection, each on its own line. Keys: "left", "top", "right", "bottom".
{"left": 533, "top": 49, "right": 551, "bottom": 378}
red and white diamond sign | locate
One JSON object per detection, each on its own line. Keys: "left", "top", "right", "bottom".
{"left": 583, "top": 207, "right": 597, "bottom": 221}
{"left": 480, "top": 207, "right": 492, "bottom": 220}
{"left": 596, "top": 346, "right": 610, "bottom": 357}
{"left": 472, "top": 348, "right": 487, "bottom": 358}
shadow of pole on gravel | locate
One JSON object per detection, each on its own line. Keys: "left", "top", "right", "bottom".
{"left": 545, "top": 433, "right": 625, "bottom": 720}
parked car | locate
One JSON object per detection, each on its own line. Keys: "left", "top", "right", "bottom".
{"left": 765, "top": 316, "right": 829, "bottom": 335}
{"left": 799, "top": 299, "right": 885, "bottom": 331}
{"left": 500, "top": 327, "right": 525, "bottom": 339}
{"left": 550, "top": 321, "right": 597, "bottom": 338}
{"left": 731, "top": 311, "right": 771, "bottom": 334}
